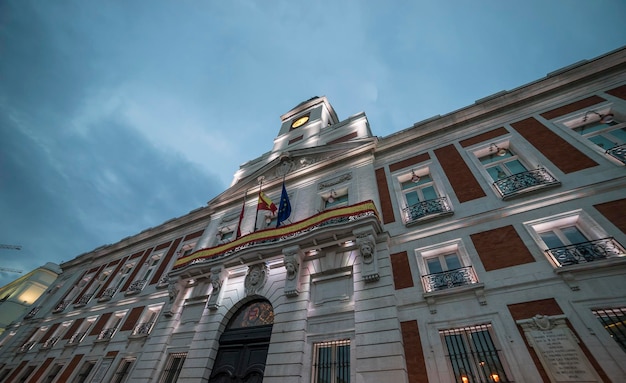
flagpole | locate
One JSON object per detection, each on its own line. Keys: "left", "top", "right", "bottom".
{"left": 235, "top": 190, "right": 247, "bottom": 239}
{"left": 254, "top": 176, "right": 264, "bottom": 232}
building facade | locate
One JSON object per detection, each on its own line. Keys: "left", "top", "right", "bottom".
{"left": 0, "top": 47, "right": 625, "bottom": 383}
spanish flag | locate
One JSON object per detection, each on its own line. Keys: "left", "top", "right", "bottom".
{"left": 257, "top": 191, "right": 277, "bottom": 213}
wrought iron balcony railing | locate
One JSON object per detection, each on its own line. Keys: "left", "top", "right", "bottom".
{"left": 157, "top": 276, "right": 169, "bottom": 288}
{"left": 422, "top": 266, "right": 479, "bottom": 293}
{"left": 67, "top": 331, "right": 86, "bottom": 345}
{"left": 126, "top": 280, "right": 147, "bottom": 295}
{"left": 493, "top": 167, "right": 560, "bottom": 198}
{"left": 18, "top": 341, "right": 36, "bottom": 353}
{"left": 24, "top": 306, "right": 41, "bottom": 319}
{"left": 606, "top": 143, "right": 626, "bottom": 164}
{"left": 97, "top": 327, "right": 117, "bottom": 341}
{"left": 74, "top": 293, "right": 93, "bottom": 307}
{"left": 99, "top": 287, "right": 117, "bottom": 300}
{"left": 133, "top": 322, "right": 154, "bottom": 336}
{"left": 53, "top": 300, "right": 71, "bottom": 313}
{"left": 403, "top": 197, "right": 453, "bottom": 224}
{"left": 546, "top": 237, "right": 625, "bottom": 267}
{"left": 173, "top": 200, "right": 380, "bottom": 271}
{"left": 42, "top": 336, "right": 60, "bottom": 349}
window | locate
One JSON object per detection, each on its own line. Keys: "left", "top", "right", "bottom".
{"left": 44, "top": 364, "right": 64, "bottom": 383}
{"left": 572, "top": 111, "right": 626, "bottom": 164}
{"left": 415, "top": 240, "right": 478, "bottom": 293}
{"left": 17, "top": 365, "right": 36, "bottom": 383}
{"left": 312, "top": 340, "right": 350, "bottom": 383}
{"left": 323, "top": 188, "right": 348, "bottom": 210}
{"left": 101, "top": 263, "right": 133, "bottom": 301}
{"left": 73, "top": 361, "right": 95, "bottom": 383}
{"left": 133, "top": 305, "right": 162, "bottom": 336}
{"left": 526, "top": 211, "right": 625, "bottom": 267}
{"left": 593, "top": 307, "right": 626, "bottom": 353}
{"left": 67, "top": 317, "right": 96, "bottom": 345}
{"left": 97, "top": 312, "right": 125, "bottom": 341}
{"left": 440, "top": 324, "right": 511, "bottom": 383}
{"left": 399, "top": 168, "right": 452, "bottom": 224}
{"left": 158, "top": 353, "right": 187, "bottom": 383}
{"left": 111, "top": 359, "right": 134, "bottom": 383}
{"left": 126, "top": 254, "right": 162, "bottom": 295}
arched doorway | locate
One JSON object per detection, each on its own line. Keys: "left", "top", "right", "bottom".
{"left": 209, "top": 299, "right": 274, "bottom": 383}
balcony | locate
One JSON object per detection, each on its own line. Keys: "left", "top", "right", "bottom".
{"left": 97, "top": 327, "right": 117, "bottom": 341}
{"left": 66, "top": 332, "right": 86, "bottom": 345}
{"left": 125, "top": 280, "right": 147, "bottom": 295}
{"left": 421, "top": 266, "right": 479, "bottom": 293}
{"left": 156, "top": 276, "right": 169, "bottom": 289}
{"left": 98, "top": 287, "right": 117, "bottom": 301}
{"left": 606, "top": 143, "right": 626, "bottom": 164}
{"left": 546, "top": 237, "right": 625, "bottom": 267}
{"left": 42, "top": 336, "right": 60, "bottom": 349}
{"left": 52, "top": 300, "right": 71, "bottom": 314}
{"left": 24, "top": 306, "right": 41, "bottom": 319}
{"left": 173, "top": 200, "right": 380, "bottom": 272}
{"left": 18, "top": 341, "right": 36, "bottom": 353}
{"left": 74, "top": 293, "right": 93, "bottom": 307}
{"left": 403, "top": 197, "right": 453, "bottom": 225}
{"left": 493, "top": 167, "right": 560, "bottom": 199}
{"left": 132, "top": 322, "right": 154, "bottom": 336}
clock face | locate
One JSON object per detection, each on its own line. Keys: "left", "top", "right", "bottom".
{"left": 291, "top": 115, "right": 309, "bottom": 129}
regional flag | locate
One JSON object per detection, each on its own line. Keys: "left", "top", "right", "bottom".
{"left": 276, "top": 182, "right": 291, "bottom": 227}
{"left": 257, "top": 191, "right": 277, "bottom": 213}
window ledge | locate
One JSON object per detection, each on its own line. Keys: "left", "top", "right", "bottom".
{"left": 423, "top": 283, "right": 486, "bottom": 314}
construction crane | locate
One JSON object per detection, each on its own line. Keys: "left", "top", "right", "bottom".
{"left": 0, "top": 244, "right": 23, "bottom": 274}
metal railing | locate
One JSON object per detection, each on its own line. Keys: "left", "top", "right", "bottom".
{"left": 157, "top": 276, "right": 169, "bottom": 288}
{"left": 403, "top": 197, "right": 453, "bottom": 224}
{"left": 422, "top": 266, "right": 479, "bottom": 293}
{"left": 133, "top": 322, "right": 154, "bottom": 336}
{"left": 546, "top": 237, "right": 625, "bottom": 267}
{"left": 97, "top": 327, "right": 116, "bottom": 341}
{"left": 42, "top": 336, "right": 59, "bottom": 349}
{"left": 53, "top": 300, "right": 71, "bottom": 313}
{"left": 126, "top": 280, "right": 147, "bottom": 294}
{"left": 99, "top": 287, "right": 117, "bottom": 300}
{"left": 606, "top": 143, "right": 626, "bottom": 164}
{"left": 67, "top": 332, "right": 86, "bottom": 345}
{"left": 24, "top": 306, "right": 41, "bottom": 319}
{"left": 493, "top": 167, "right": 559, "bottom": 198}
{"left": 18, "top": 341, "right": 36, "bottom": 352}
{"left": 75, "top": 293, "right": 93, "bottom": 306}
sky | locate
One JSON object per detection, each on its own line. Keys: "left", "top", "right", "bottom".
{"left": 1, "top": 0, "right": 625, "bottom": 287}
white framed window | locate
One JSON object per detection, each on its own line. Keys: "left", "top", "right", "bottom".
{"left": 72, "top": 361, "right": 95, "bottom": 383}
{"left": 312, "top": 339, "right": 350, "bottom": 383}
{"left": 126, "top": 253, "right": 162, "bottom": 295}
{"left": 471, "top": 140, "right": 559, "bottom": 199}
{"left": 592, "top": 307, "right": 626, "bottom": 354}
{"left": 158, "top": 352, "right": 187, "bottom": 383}
{"left": 440, "top": 323, "right": 512, "bottom": 383}
{"left": 97, "top": 311, "right": 126, "bottom": 341}
{"left": 111, "top": 358, "right": 135, "bottom": 383}
{"left": 322, "top": 187, "right": 349, "bottom": 210}
{"left": 415, "top": 240, "right": 478, "bottom": 293}
{"left": 44, "top": 363, "right": 64, "bottom": 383}
{"left": 397, "top": 166, "right": 452, "bottom": 224}
{"left": 525, "top": 210, "right": 625, "bottom": 267}
{"left": 133, "top": 304, "right": 162, "bottom": 336}
{"left": 67, "top": 316, "right": 96, "bottom": 345}
{"left": 556, "top": 106, "right": 626, "bottom": 164}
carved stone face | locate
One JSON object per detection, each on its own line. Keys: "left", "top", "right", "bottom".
{"left": 249, "top": 269, "right": 261, "bottom": 285}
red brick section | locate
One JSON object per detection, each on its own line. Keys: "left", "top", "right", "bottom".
{"left": 39, "top": 323, "right": 60, "bottom": 343}
{"left": 56, "top": 354, "right": 84, "bottom": 383}
{"left": 435, "top": 144, "right": 486, "bottom": 203}
{"left": 389, "top": 153, "right": 431, "bottom": 173}
{"left": 95, "top": 256, "right": 129, "bottom": 298}
{"left": 120, "top": 306, "right": 145, "bottom": 332}
{"left": 459, "top": 127, "right": 510, "bottom": 148}
{"left": 121, "top": 248, "right": 153, "bottom": 291}
{"left": 539, "top": 95, "right": 606, "bottom": 120}
{"left": 471, "top": 225, "right": 535, "bottom": 271}
{"left": 288, "top": 135, "right": 303, "bottom": 145}
{"left": 400, "top": 320, "right": 428, "bottom": 383}
{"left": 594, "top": 198, "right": 626, "bottom": 234}
{"left": 73, "top": 264, "right": 106, "bottom": 304}
{"left": 507, "top": 299, "right": 609, "bottom": 382}
{"left": 4, "top": 360, "right": 28, "bottom": 383}
{"left": 375, "top": 167, "right": 396, "bottom": 224}
{"left": 62, "top": 318, "right": 85, "bottom": 340}
{"left": 154, "top": 241, "right": 172, "bottom": 251}
{"left": 25, "top": 357, "right": 54, "bottom": 383}
{"left": 89, "top": 312, "right": 113, "bottom": 336}
{"left": 106, "top": 350, "right": 119, "bottom": 358}
{"left": 150, "top": 237, "right": 183, "bottom": 285}
{"left": 327, "top": 131, "right": 357, "bottom": 145}
{"left": 184, "top": 229, "right": 204, "bottom": 241}
{"left": 129, "top": 250, "right": 144, "bottom": 260}
{"left": 606, "top": 84, "right": 626, "bottom": 100}
{"left": 511, "top": 117, "right": 598, "bottom": 174}
{"left": 390, "top": 251, "right": 414, "bottom": 289}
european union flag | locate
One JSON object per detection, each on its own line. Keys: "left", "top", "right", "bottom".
{"left": 276, "top": 182, "right": 291, "bottom": 227}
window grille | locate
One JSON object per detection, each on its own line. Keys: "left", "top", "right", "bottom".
{"left": 44, "top": 364, "right": 63, "bottom": 383}
{"left": 111, "top": 359, "right": 133, "bottom": 383}
{"left": 159, "top": 352, "right": 187, "bottom": 383}
{"left": 72, "top": 361, "right": 94, "bottom": 383}
{"left": 440, "top": 324, "right": 510, "bottom": 383}
{"left": 593, "top": 308, "right": 626, "bottom": 353}
{"left": 312, "top": 339, "right": 350, "bottom": 383}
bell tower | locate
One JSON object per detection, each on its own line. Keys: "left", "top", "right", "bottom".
{"left": 272, "top": 96, "right": 339, "bottom": 153}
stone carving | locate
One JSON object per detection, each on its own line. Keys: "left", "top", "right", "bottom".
{"left": 283, "top": 246, "right": 304, "bottom": 297}
{"left": 284, "top": 254, "right": 299, "bottom": 280}
{"left": 358, "top": 237, "right": 375, "bottom": 264}
{"left": 245, "top": 263, "right": 268, "bottom": 296}
{"left": 207, "top": 267, "right": 226, "bottom": 310}
{"left": 168, "top": 280, "right": 179, "bottom": 303}
{"left": 319, "top": 173, "right": 352, "bottom": 190}
{"left": 354, "top": 229, "right": 379, "bottom": 283}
